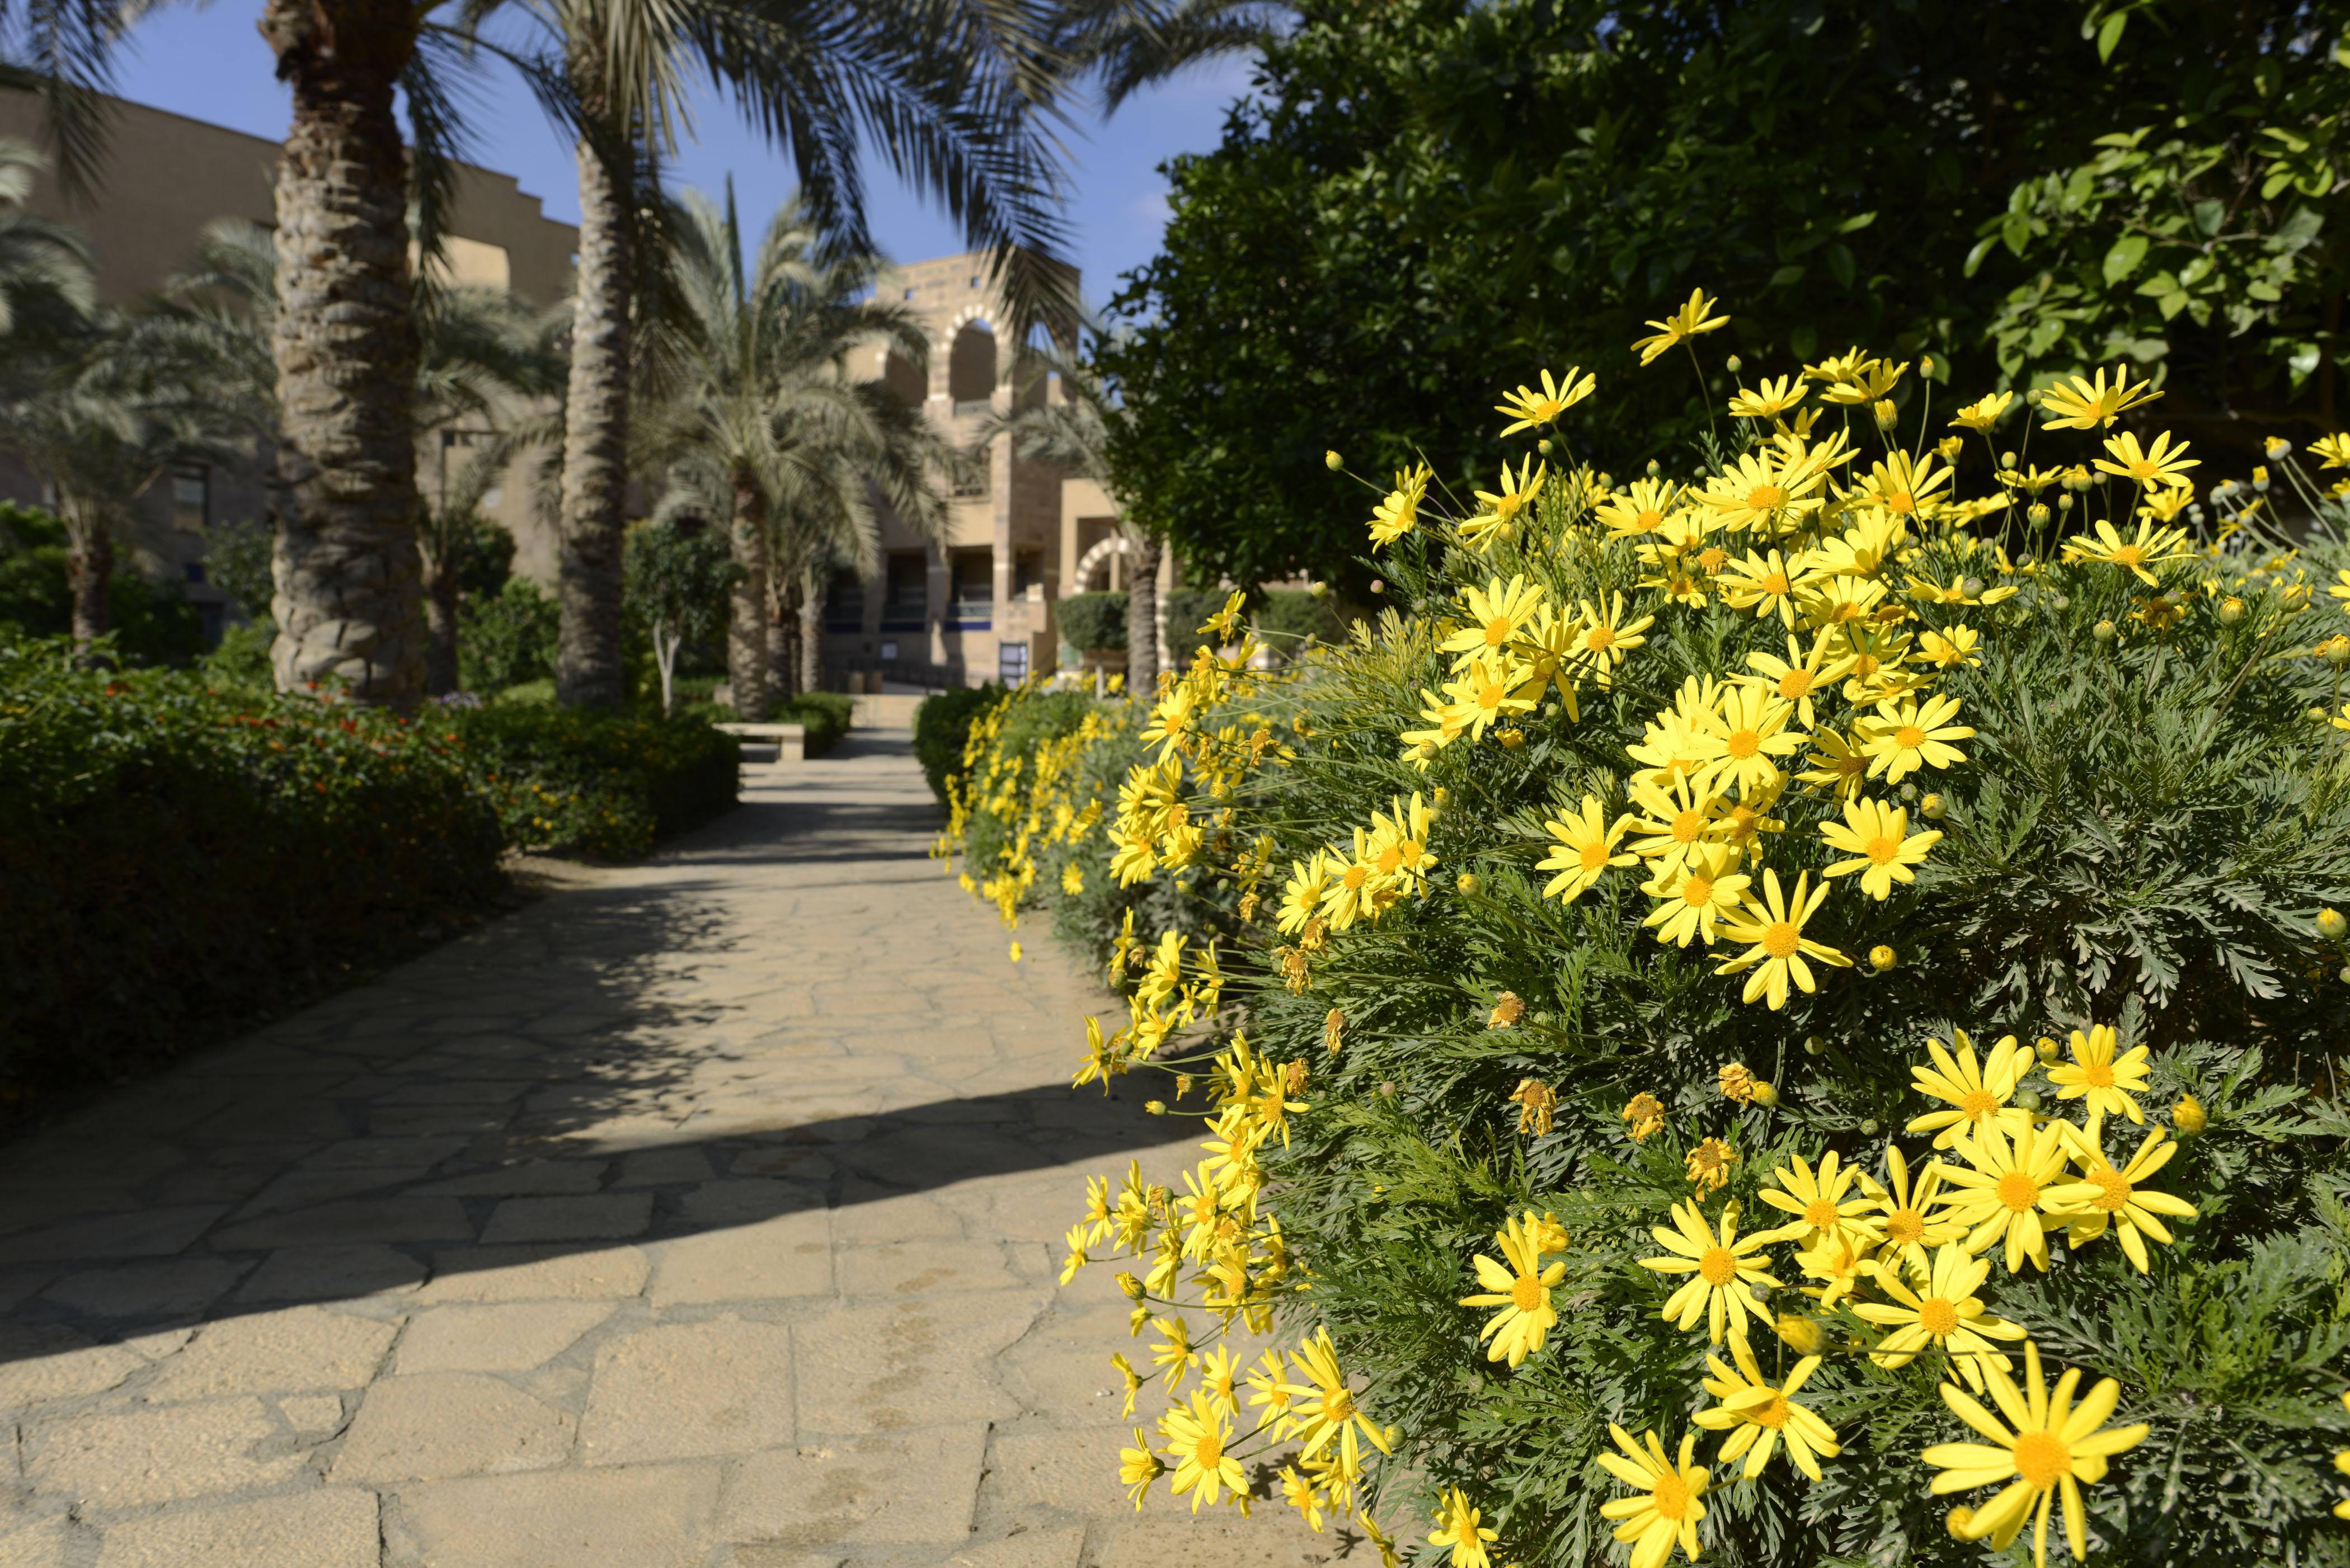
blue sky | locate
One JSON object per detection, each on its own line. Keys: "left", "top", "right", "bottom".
{"left": 102, "top": 7, "right": 1257, "bottom": 313}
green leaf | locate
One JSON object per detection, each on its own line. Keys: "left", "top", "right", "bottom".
{"left": 2193, "top": 199, "right": 2226, "bottom": 237}
{"left": 2097, "top": 10, "right": 2127, "bottom": 63}
{"left": 1835, "top": 211, "right": 1878, "bottom": 235}
{"left": 2103, "top": 233, "right": 2150, "bottom": 285}
{"left": 1964, "top": 236, "right": 1999, "bottom": 278}
{"left": 1768, "top": 264, "right": 1805, "bottom": 288}
{"left": 1825, "top": 243, "right": 1855, "bottom": 289}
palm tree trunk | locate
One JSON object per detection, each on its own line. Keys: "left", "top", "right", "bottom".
{"left": 262, "top": 0, "right": 426, "bottom": 708}
{"left": 555, "top": 131, "right": 631, "bottom": 710}
{"left": 727, "top": 470, "right": 770, "bottom": 720}
{"left": 1125, "top": 529, "right": 1161, "bottom": 694}
{"left": 421, "top": 546, "right": 460, "bottom": 696}
{"left": 765, "top": 562, "right": 792, "bottom": 697}
{"left": 62, "top": 506, "right": 110, "bottom": 658}
{"left": 798, "top": 569, "right": 824, "bottom": 694}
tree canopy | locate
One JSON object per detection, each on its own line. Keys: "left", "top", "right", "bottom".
{"left": 1098, "top": 0, "right": 2350, "bottom": 593}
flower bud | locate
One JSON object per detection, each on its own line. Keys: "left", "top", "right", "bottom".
{"left": 2319, "top": 907, "right": 2347, "bottom": 940}
{"left": 1872, "top": 398, "right": 1898, "bottom": 430}
{"left": 2325, "top": 638, "right": 2350, "bottom": 667}
{"left": 1920, "top": 356, "right": 1936, "bottom": 376}
{"left": 1920, "top": 793, "right": 1946, "bottom": 820}
{"left": 2000, "top": 451, "right": 2019, "bottom": 470}
{"left": 1724, "top": 354, "right": 1743, "bottom": 374}
{"left": 2027, "top": 503, "right": 2051, "bottom": 527}
{"left": 2340, "top": 964, "right": 2350, "bottom": 985}
{"left": 1803, "top": 1034, "right": 1825, "bottom": 1056}
{"left": 2219, "top": 596, "right": 2247, "bottom": 625}
{"left": 2093, "top": 620, "right": 2117, "bottom": 643}
{"left": 1947, "top": 1505, "right": 1977, "bottom": 1542}
{"left": 1936, "top": 436, "right": 1964, "bottom": 461}
{"left": 1962, "top": 577, "right": 1984, "bottom": 597}
{"left": 1869, "top": 944, "right": 1897, "bottom": 971}
{"left": 2266, "top": 436, "right": 2292, "bottom": 459}
{"left": 2036, "top": 1036, "right": 2058, "bottom": 1065}
{"left": 2284, "top": 583, "right": 2311, "bottom": 610}
{"left": 1370, "top": 579, "right": 1385, "bottom": 594}
{"left": 1859, "top": 1118, "right": 1879, "bottom": 1136}
{"left": 1456, "top": 873, "right": 1479, "bottom": 894}
{"left": 2057, "top": 492, "right": 2074, "bottom": 512}
{"left": 1324, "top": 449, "right": 1342, "bottom": 470}
{"left": 2050, "top": 594, "right": 2069, "bottom": 610}
{"left": 1116, "top": 1271, "right": 1146, "bottom": 1301}
{"left": 1647, "top": 458, "right": 1661, "bottom": 477}
{"left": 1750, "top": 1081, "right": 1779, "bottom": 1107}
{"left": 1145, "top": 1100, "right": 1167, "bottom": 1115}
{"left": 2172, "top": 1094, "right": 2207, "bottom": 1137}
{"left": 2015, "top": 1087, "right": 2041, "bottom": 1112}
{"left": 1774, "top": 1312, "right": 1822, "bottom": 1354}
{"left": 1538, "top": 439, "right": 1554, "bottom": 456}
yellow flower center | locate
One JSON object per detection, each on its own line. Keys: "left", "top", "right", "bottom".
{"left": 1681, "top": 874, "right": 1716, "bottom": 908}
{"left": 1751, "top": 1394, "right": 1791, "bottom": 1429}
{"left": 1746, "top": 484, "right": 1786, "bottom": 512}
{"left": 1887, "top": 1208, "right": 1924, "bottom": 1244}
{"left": 1376, "top": 845, "right": 1404, "bottom": 874}
{"left": 1853, "top": 653, "right": 1881, "bottom": 677}
{"left": 1588, "top": 626, "right": 1618, "bottom": 651}
{"left": 1194, "top": 1430, "right": 1224, "bottom": 1467}
{"left": 1400, "top": 837, "right": 1424, "bottom": 862}
{"left": 1324, "top": 1388, "right": 1355, "bottom": 1421}
{"left": 1760, "top": 572, "right": 1790, "bottom": 596}
{"left": 1672, "top": 809, "right": 1706, "bottom": 843}
{"left": 1803, "top": 1198, "right": 1838, "bottom": 1228}
{"left": 1511, "top": 1273, "right": 1547, "bottom": 1312}
{"left": 1918, "top": 1296, "right": 1960, "bottom": 1337}
{"left": 1698, "top": 547, "right": 1730, "bottom": 572}
{"left": 2112, "top": 544, "right": 2144, "bottom": 567}
{"left": 2126, "top": 459, "right": 2157, "bottom": 482}
{"left": 1726, "top": 728, "right": 1760, "bottom": 760}
{"left": 1637, "top": 508, "right": 1662, "bottom": 530}
{"left": 1698, "top": 1246, "right": 1738, "bottom": 1286}
{"left": 2011, "top": 1430, "right": 2072, "bottom": 1491}
{"left": 1996, "top": 1171, "right": 2041, "bottom": 1212}
{"left": 1495, "top": 493, "right": 1527, "bottom": 521}
{"left": 2088, "top": 1166, "right": 2133, "bottom": 1213}
{"left": 1778, "top": 670, "right": 1813, "bottom": 698}
{"left": 1477, "top": 682, "right": 1505, "bottom": 712}
{"left": 2084, "top": 1061, "right": 2115, "bottom": 1087}
{"left": 1762, "top": 921, "right": 1800, "bottom": 959}
{"left": 1887, "top": 489, "right": 1916, "bottom": 514}
{"left": 1895, "top": 724, "right": 1927, "bottom": 749}
{"left": 1580, "top": 842, "right": 1609, "bottom": 871}
{"left": 1652, "top": 1470, "right": 1693, "bottom": 1520}
{"left": 1961, "top": 1088, "right": 1999, "bottom": 1119}
{"left": 1830, "top": 601, "right": 1864, "bottom": 624}
{"left": 1343, "top": 864, "right": 1370, "bottom": 891}
{"left": 1866, "top": 835, "right": 1900, "bottom": 864}
{"left": 1484, "top": 615, "right": 1514, "bottom": 645}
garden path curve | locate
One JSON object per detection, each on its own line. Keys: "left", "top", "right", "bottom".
{"left": 0, "top": 728, "right": 1342, "bottom": 1568}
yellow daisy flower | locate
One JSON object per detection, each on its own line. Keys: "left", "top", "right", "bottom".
{"left": 1427, "top": 1486, "right": 1500, "bottom": 1568}
{"left": 1632, "top": 287, "right": 1728, "bottom": 366}
{"left": 1716, "top": 547, "right": 1815, "bottom": 626}
{"left": 1573, "top": 592, "right": 1655, "bottom": 678}
{"left": 1368, "top": 463, "right": 1432, "bottom": 548}
{"left": 1756, "top": 1148, "right": 1884, "bottom": 1254}
{"left": 2043, "top": 1121, "right": 2198, "bottom": 1273}
{"left": 2093, "top": 428, "right": 2198, "bottom": 492}
{"left": 1851, "top": 1241, "right": 2028, "bottom": 1386}
{"left": 1596, "top": 1425, "right": 1710, "bottom": 1568}
{"left": 1859, "top": 692, "right": 1972, "bottom": 784}
{"left": 1160, "top": 1389, "right": 1247, "bottom": 1512}
{"left": 1642, "top": 842, "right": 1752, "bottom": 949}
{"left": 1438, "top": 653, "right": 1538, "bottom": 741}
{"left": 1906, "top": 1029, "right": 2036, "bottom": 1150}
{"left": 2046, "top": 1023, "right": 2150, "bottom": 1124}
{"left": 1935, "top": 1121, "right": 2076, "bottom": 1274}
{"left": 1714, "top": 868, "right": 1852, "bottom": 1010}
{"left": 1727, "top": 374, "right": 1804, "bottom": 420}
{"left": 1639, "top": 1198, "right": 1781, "bottom": 1345}
{"left": 1737, "top": 632, "right": 1853, "bottom": 728}
{"left": 1596, "top": 477, "right": 1685, "bottom": 538}
{"left": 1461, "top": 456, "right": 1547, "bottom": 549}
{"left": 1949, "top": 390, "right": 2014, "bottom": 432}
{"left": 1796, "top": 725, "right": 1872, "bottom": 800}
{"left": 1441, "top": 575, "right": 1547, "bottom": 663}
{"left": 2058, "top": 517, "right": 2193, "bottom": 586}
{"left": 1119, "top": 1426, "right": 1164, "bottom": 1508}
{"left": 1494, "top": 366, "right": 1596, "bottom": 435}
{"left": 1282, "top": 1328, "right": 1393, "bottom": 1472}
{"left": 1819, "top": 796, "right": 1942, "bottom": 900}
{"left": 2036, "top": 364, "right": 2163, "bottom": 430}
{"left": 1624, "top": 774, "right": 1729, "bottom": 875}
{"left": 1458, "top": 1212, "right": 1567, "bottom": 1368}
{"left": 1862, "top": 1143, "right": 1964, "bottom": 1275}
{"left": 1693, "top": 685, "right": 1806, "bottom": 795}
{"left": 1536, "top": 793, "right": 1639, "bottom": 903}
{"left": 1693, "top": 1334, "right": 1840, "bottom": 1480}
{"left": 1921, "top": 1340, "right": 2150, "bottom": 1568}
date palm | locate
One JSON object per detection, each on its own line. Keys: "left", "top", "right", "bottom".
{"left": 474, "top": 0, "right": 1078, "bottom": 710}
{"left": 638, "top": 186, "right": 947, "bottom": 719}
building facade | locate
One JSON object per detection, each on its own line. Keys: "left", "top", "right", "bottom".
{"left": 0, "top": 89, "right": 578, "bottom": 635}
{"left": 822, "top": 250, "right": 1163, "bottom": 689}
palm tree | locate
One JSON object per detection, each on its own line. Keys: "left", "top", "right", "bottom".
{"left": 0, "top": 140, "right": 92, "bottom": 345}
{"left": 162, "top": 217, "right": 570, "bottom": 693}
{"left": 637, "top": 185, "right": 948, "bottom": 719}
{"left": 969, "top": 335, "right": 1163, "bottom": 688}
{"left": 472, "top": 0, "right": 1081, "bottom": 711}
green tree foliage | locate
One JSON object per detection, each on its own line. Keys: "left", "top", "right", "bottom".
{"left": 624, "top": 519, "right": 740, "bottom": 714}
{"left": 1099, "top": 0, "right": 2350, "bottom": 591}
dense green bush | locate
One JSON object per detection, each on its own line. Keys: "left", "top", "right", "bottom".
{"left": 449, "top": 704, "right": 737, "bottom": 860}
{"left": 914, "top": 682, "right": 1007, "bottom": 806}
{"left": 772, "top": 689, "right": 854, "bottom": 756}
{"left": 1253, "top": 587, "right": 1348, "bottom": 653}
{"left": 0, "top": 505, "right": 208, "bottom": 665}
{"left": 949, "top": 361, "right": 2350, "bottom": 1564}
{"left": 460, "top": 577, "right": 561, "bottom": 693}
{"left": 0, "top": 644, "right": 507, "bottom": 1098}
{"left": 1056, "top": 591, "right": 1128, "bottom": 652}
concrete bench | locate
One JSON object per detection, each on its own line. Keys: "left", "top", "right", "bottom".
{"left": 714, "top": 722, "right": 806, "bottom": 762}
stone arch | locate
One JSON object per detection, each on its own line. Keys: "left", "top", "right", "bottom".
{"left": 1073, "top": 533, "right": 1131, "bottom": 591}
{"left": 880, "top": 350, "right": 924, "bottom": 407}
{"left": 948, "top": 321, "right": 997, "bottom": 403}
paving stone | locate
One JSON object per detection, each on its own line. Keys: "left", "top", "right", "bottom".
{"left": 580, "top": 1320, "right": 795, "bottom": 1465}
{"left": 792, "top": 1297, "right": 1037, "bottom": 1436}
{"left": 210, "top": 1197, "right": 474, "bottom": 1250}
{"left": 414, "top": 1161, "right": 607, "bottom": 1197}
{"left": 415, "top": 1245, "right": 650, "bottom": 1303}
{"left": 94, "top": 1487, "right": 378, "bottom": 1568}
{"left": 835, "top": 1240, "right": 1023, "bottom": 1298}
{"left": 331, "top": 1372, "right": 574, "bottom": 1482}
{"left": 720, "top": 1428, "right": 986, "bottom": 1548}
{"left": 648, "top": 1212, "right": 831, "bottom": 1306}
{"left": 236, "top": 1244, "right": 428, "bottom": 1303}
{"left": 142, "top": 1306, "right": 397, "bottom": 1402}
{"left": 945, "top": 1528, "right": 1087, "bottom": 1568}
{"left": 0, "top": 1206, "right": 228, "bottom": 1264}
{"left": 395, "top": 1301, "right": 615, "bottom": 1373}
{"left": 27, "top": 1397, "right": 303, "bottom": 1509}
{"left": 612, "top": 1146, "right": 715, "bottom": 1186}
{"left": 0, "top": 1322, "right": 147, "bottom": 1409}
{"left": 388, "top": 1463, "right": 722, "bottom": 1568}
{"left": 0, "top": 1515, "right": 75, "bottom": 1568}
{"left": 279, "top": 1394, "right": 346, "bottom": 1433}
{"left": 676, "top": 1178, "right": 817, "bottom": 1225}
{"left": 480, "top": 1193, "right": 653, "bottom": 1243}
{"left": 41, "top": 1259, "right": 250, "bottom": 1320}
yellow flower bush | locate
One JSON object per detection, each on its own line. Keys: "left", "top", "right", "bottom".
{"left": 939, "top": 303, "right": 2350, "bottom": 1565}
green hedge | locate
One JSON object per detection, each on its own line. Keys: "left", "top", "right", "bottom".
{"left": 1055, "top": 591, "right": 1127, "bottom": 652}
{"left": 450, "top": 705, "right": 739, "bottom": 860}
{"left": 0, "top": 647, "right": 507, "bottom": 1098}
{"left": 914, "top": 683, "right": 1006, "bottom": 806}
{"left": 773, "top": 690, "right": 853, "bottom": 756}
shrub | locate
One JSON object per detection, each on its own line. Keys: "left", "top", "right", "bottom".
{"left": 0, "top": 505, "right": 208, "bottom": 665}
{"left": 0, "top": 643, "right": 507, "bottom": 1099}
{"left": 914, "top": 682, "right": 1007, "bottom": 806}
{"left": 460, "top": 576, "right": 560, "bottom": 693}
{"left": 1056, "top": 591, "right": 1128, "bottom": 652}
{"left": 946, "top": 346, "right": 2350, "bottom": 1565}
{"left": 770, "top": 689, "right": 854, "bottom": 756}
{"left": 449, "top": 704, "right": 738, "bottom": 860}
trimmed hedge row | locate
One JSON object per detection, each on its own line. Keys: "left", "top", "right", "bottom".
{"left": 0, "top": 645, "right": 740, "bottom": 1103}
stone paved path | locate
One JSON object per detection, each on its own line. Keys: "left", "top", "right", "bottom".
{"left": 0, "top": 730, "right": 1345, "bottom": 1568}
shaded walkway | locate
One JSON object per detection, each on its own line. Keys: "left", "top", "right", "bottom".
{"left": 0, "top": 730, "right": 1341, "bottom": 1568}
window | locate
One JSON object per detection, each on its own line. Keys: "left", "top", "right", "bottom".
{"left": 826, "top": 567, "right": 866, "bottom": 630}
{"left": 171, "top": 464, "right": 208, "bottom": 534}
{"left": 903, "top": 287, "right": 915, "bottom": 300}
{"left": 952, "top": 448, "right": 990, "bottom": 499}
{"left": 884, "top": 552, "right": 929, "bottom": 618}
{"left": 998, "top": 642, "right": 1029, "bottom": 684}
{"left": 1013, "top": 552, "right": 1042, "bottom": 595}
{"left": 952, "top": 550, "right": 993, "bottom": 616}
